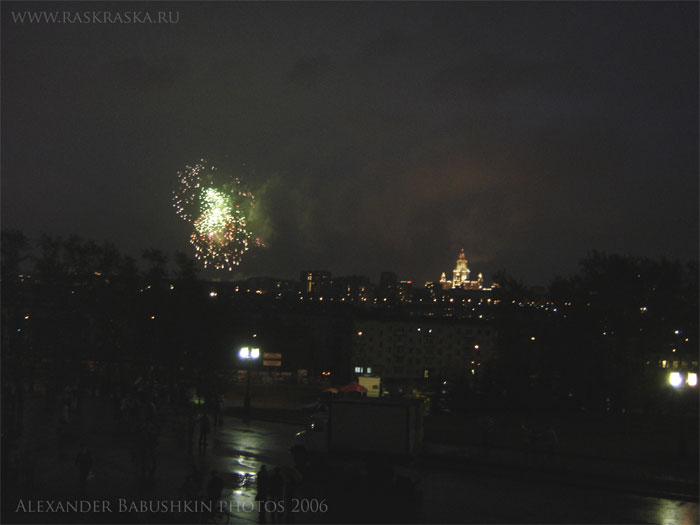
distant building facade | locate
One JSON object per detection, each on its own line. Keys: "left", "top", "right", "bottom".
{"left": 351, "top": 317, "right": 496, "bottom": 380}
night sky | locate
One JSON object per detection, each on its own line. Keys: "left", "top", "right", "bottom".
{"left": 2, "top": 2, "right": 698, "bottom": 285}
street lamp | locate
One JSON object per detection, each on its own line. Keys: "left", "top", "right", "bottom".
{"left": 667, "top": 370, "right": 690, "bottom": 458}
{"left": 239, "top": 346, "right": 260, "bottom": 414}
{"left": 669, "top": 372, "right": 682, "bottom": 388}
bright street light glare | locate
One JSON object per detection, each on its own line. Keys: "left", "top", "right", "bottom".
{"left": 687, "top": 373, "right": 697, "bottom": 387}
{"left": 239, "top": 347, "right": 250, "bottom": 359}
{"left": 669, "top": 372, "right": 682, "bottom": 388}
{"left": 251, "top": 348, "right": 260, "bottom": 359}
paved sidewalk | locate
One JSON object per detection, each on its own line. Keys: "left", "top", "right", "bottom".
{"left": 2, "top": 394, "right": 268, "bottom": 524}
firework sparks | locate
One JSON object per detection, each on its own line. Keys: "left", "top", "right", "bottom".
{"left": 173, "top": 160, "right": 261, "bottom": 270}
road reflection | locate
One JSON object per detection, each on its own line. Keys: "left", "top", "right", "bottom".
{"left": 654, "top": 499, "right": 698, "bottom": 525}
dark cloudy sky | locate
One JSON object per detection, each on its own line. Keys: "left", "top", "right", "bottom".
{"left": 2, "top": 2, "right": 698, "bottom": 285}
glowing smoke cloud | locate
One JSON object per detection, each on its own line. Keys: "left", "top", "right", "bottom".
{"left": 173, "top": 160, "right": 262, "bottom": 270}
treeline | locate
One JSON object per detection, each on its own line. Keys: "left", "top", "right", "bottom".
{"left": 480, "top": 252, "right": 699, "bottom": 413}
{"left": 1, "top": 231, "right": 196, "bottom": 285}
{"left": 0, "top": 231, "right": 244, "bottom": 394}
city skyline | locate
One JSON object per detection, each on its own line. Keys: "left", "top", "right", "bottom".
{"left": 2, "top": 2, "right": 698, "bottom": 286}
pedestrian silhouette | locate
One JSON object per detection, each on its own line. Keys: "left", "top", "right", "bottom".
{"left": 187, "top": 410, "right": 196, "bottom": 456}
{"left": 206, "top": 470, "right": 224, "bottom": 506}
{"left": 256, "top": 465, "right": 269, "bottom": 523}
{"left": 255, "top": 465, "right": 268, "bottom": 501}
{"left": 180, "top": 465, "right": 202, "bottom": 500}
{"left": 213, "top": 395, "right": 224, "bottom": 428}
{"left": 140, "top": 421, "right": 159, "bottom": 481}
{"left": 75, "top": 443, "right": 92, "bottom": 494}
{"left": 269, "top": 467, "right": 284, "bottom": 523}
{"left": 198, "top": 413, "right": 211, "bottom": 454}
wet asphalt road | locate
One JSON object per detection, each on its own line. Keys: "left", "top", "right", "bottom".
{"left": 4, "top": 396, "right": 698, "bottom": 524}
{"left": 212, "top": 417, "right": 699, "bottom": 524}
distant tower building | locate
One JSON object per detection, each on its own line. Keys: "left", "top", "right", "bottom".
{"left": 452, "top": 249, "right": 471, "bottom": 288}
{"left": 300, "top": 271, "right": 331, "bottom": 293}
{"left": 440, "top": 249, "right": 488, "bottom": 290}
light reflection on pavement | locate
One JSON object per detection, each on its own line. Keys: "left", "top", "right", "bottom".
{"left": 654, "top": 498, "right": 699, "bottom": 525}
{"left": 199, "top": 418, "right": 303, "bottom": 523}
{"left": 207, "top": 417, "right": 699, "bottom": 524}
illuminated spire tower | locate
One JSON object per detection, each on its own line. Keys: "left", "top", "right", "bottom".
{"left": 437, "top": 249, "right": 492, "bottom": 291}
{"left": 452, "top": 249, "right": 471, "bottom": 288}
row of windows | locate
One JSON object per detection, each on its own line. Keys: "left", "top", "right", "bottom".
{"left": 353, "top": 344, "right": 478, "bottom": 355}
{"left": 357, "top": 325, "right": 492, "bottom": 338}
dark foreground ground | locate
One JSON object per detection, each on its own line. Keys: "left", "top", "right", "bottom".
{"left": 2, "top": 390, "right": 698, "bottom": 524}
